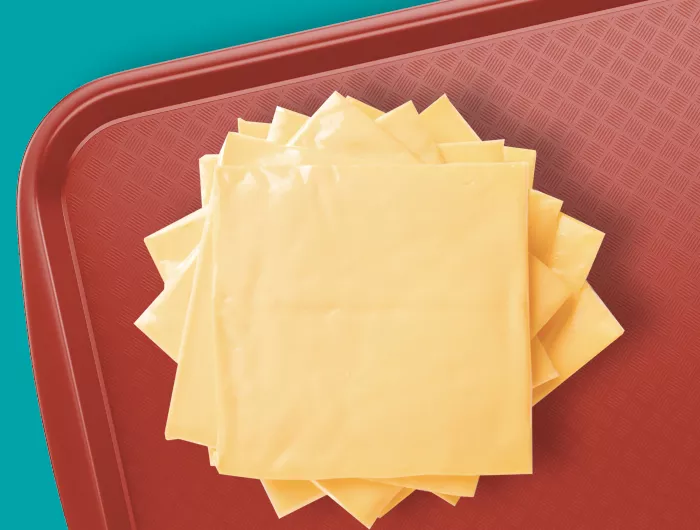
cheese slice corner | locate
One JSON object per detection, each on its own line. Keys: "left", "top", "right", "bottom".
{"left": 237, "top": 118, "right": 270, "bottom": 139}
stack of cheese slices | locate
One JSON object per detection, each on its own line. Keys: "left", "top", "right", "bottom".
{"left": 136, "top": 93, "right": 624, "bottom": 528}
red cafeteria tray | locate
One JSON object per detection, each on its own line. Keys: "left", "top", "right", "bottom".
{"left": 18, "top": 0, "right": 700, "bottom": 528}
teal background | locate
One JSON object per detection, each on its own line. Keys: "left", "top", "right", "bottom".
{"left": 2, "top": 1, "right": 428, "bottom": 527}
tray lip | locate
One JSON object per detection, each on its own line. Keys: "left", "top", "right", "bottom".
{"left": 16, "top": 0, "right": 655, "bottom": 528}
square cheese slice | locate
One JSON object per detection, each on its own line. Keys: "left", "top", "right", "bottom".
{"left": 211, "top": 162, "right": 532, "bottom": 480}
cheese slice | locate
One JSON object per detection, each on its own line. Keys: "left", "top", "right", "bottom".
{"left": 376, "top": 101, "right": 443, "bottom": 163}
{"left": 531, "top": 336, "right": 559, "bottom": 388}
{"left": 262, "top": 480, "right": 325, "bottom": 519}
{"left": 237, "top": 118, "right": 270, "bottom": 138}
{"left": 534, "top": 283, "right": 624, "bottom": 404}
{"left": 135, "top": 248, "right": 198, "bottom": 362}
{"left": 211, "top": 163, "right": 532, "bottom": 479}
{"left": 374, "top": 475, "right": 477, "bottom": 498}
{"left": 528, "top": 191, "right": 563, "bottom": 262}
{"left": 546, "top": 214, "right": 605, "bottom": 291}
{"left": 198, "top": 155, "right": 219, "bottom": 207}
{"left": 529, "top": 255, "right": 570, "bottom": 337}
{"left": 144, "top": 209, "right": 205, "bottom": 283}
{"left": 439, "top": 140, "right": 504, "bottom": 163}
{"left": 314, "top": 479, "right": 402, "bottom": 529}
{"left": 289, "top": 92, "right": 416, "bottom": 163}
{"left": 379, "top": 488, "right": 414, "bottom": 517}
{"left": 267, "top": 107, "right": 309, "bottom": 144}
{"left": 419, "top": 94, "right": 480, "bottom": 143}
{"left": 165, "top": 207, "right": 217, "bottom": 446}
{"left": 504, "top": 147, "right": 537, "bottom": 188}
{"left": 437, "top": 494, "right": 460, "bottom": 506}
{"left": 346, "top": 96, "right": 384, "bottom": 120}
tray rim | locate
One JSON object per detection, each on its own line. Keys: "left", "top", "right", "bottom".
{"left": 16, "top": 0, "right": 654, "bottom": 528}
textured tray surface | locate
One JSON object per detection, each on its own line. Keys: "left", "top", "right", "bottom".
{"left": 25, "top": 0, "right": 700, "bottom": 528}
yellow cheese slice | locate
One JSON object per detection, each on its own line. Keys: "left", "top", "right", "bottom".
{"left": 531, "top": 336, "right": 559, "bottom": 388}
{"left": 534, "top": 283, "right": 624, "bottom": 404}
{"left": 144, "top": 209, "right": 205, "bottom": 282}
{"left": 267, "top": 107, "right": 309, "bottom": 144}
{"left": 438, "top": 140, "right": 504, "bottom": 163}
{"left": 289, "top": 92, "right": 416, "bottom": 163}
{"left": 546, "top": 214, "right": 605, "bottom": 292}
{"left": 346, "top": 96, "right": 384, "bottom": 120}
{"left": 504, "top": 147, "right": 537, "bottom": 188}
{"left": 135, "top": 248, "right": 197, "bottom": 362}
{"left": 165, "top": 208, "right": 217, "bottom": 446}
{"left": 529, "top": 254, "right": 570, "bottom": 337}
{"left": 376, "top": 101, "right": 443, "bottom": 163}
{"left": 419, "top": 94, "right": 480, "bottom": 143}
{"left": 374, "top": 474, "right": 477, "bottom": 498}
{"left": 528, "top": 190, "right": 563, "bottom": 262}
{"left": 377, "top": 488, "right": 460, "bottom": 519}
{"left": 262, "top": 480, "right": 325, "bottom": 519}
{"left": 379, "top": 488, "right": 414, "bottom": 517}
{"left": 198, "top": 154, "right": 219, "bottom": 206}
{"left": 437, "top": 493, "right": 460, "bottom": 506}
{"left": 314, "top": 479, "right": 402, "bottom": 529}
{"left": 211, "top": 163, "right": 532, "bottom": 480}
{"left": 236, "top": 118, "right": 270, "bottom": 138}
